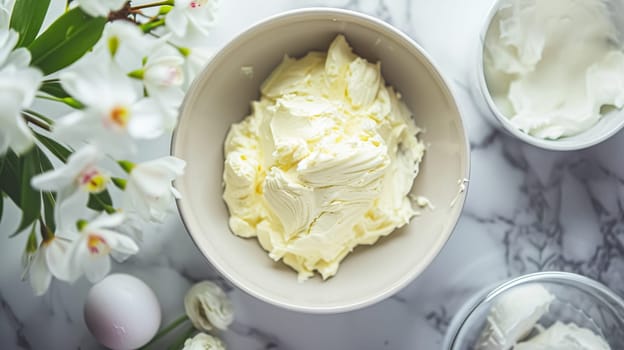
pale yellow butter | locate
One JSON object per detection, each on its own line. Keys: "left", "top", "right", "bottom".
{"left": 222, "top": 35, "right": 425, "bottom": 281}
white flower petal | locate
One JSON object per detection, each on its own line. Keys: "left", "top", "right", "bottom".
{"left": 53, "top": 110, "right": 97, "bottom": 143}
{"left": 184, "top": 281, "right": 234, "bottom": 332}
{"left": 60, "top": 59, "right": 137, "bottom": 110}
{"left": 84, "top": 255, "right": 111, "bottom": 283}
{"left": 165, "top": 8, "right": 189, "bottom": 37}
{"left": 128, "top": 98, "right": 165, "bottom": 139}
{"left": 182, "top": 333, "right": 226, "bottom": 350}
{"left": 88, "top": 212, "right": 125, "bottom": 230}
{"left": 124, "top": 183, "right": 152, "bottom": 221}
{"left": 5, "top": 47, "right": 30, "bottom": 69}
{"left": 122, "top": 156, "right": 186, "bottom": 222}
{"left": 45, "top": 239, "right": 73, "bottom": 281}
{"left": 31, "top": 145, "right": 100, "bottom": 191}
{"left": 98, "top": 229, "right": 139, "bottom": 256}
{"left": 29, "top": 249, "right": 52, "bottom": 296}
{"left": 76, "top": 0, "right": 126, "bottom": 17}
{"left": 0, "top": 28, "right": 17, "bottom": 65}
{"left": 6, "top": 110, "right": 34, "bottom": 154}
{"left": 64, "top": 234, "right": 89, "bottom": 282}
{"left": 55, "top": 187, "right": 89, "bottom": 233}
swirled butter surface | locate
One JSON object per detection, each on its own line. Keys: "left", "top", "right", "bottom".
{"left": 222, "top": 35, "right": 425, "bottom": 280}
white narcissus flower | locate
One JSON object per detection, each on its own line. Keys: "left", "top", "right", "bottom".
{"left": 0, "top": 29, "right": 43, "bottom": 155}
{"left": 28, "top": 236, "right": 72, "bottom": 296}
{"left": 123, "top": 156, "right": 186, "bottom": 223}
{"left": 166, "top": 0, "right": 219, "bottom": 46}
{"left": 184, "top": 281, "right": 234, "bottom": 332}
{"left": 182, "top": 333, "right": 226, "bottom": 350}
{"left": 98, "top": 21, "right": 147, "bottom": 64}
{"left": 143, "top": 45, "right": 185, "bottom": 103}
{"left": 62, "top": 213, "right": 139, "bottom": 283}
{"left": 54, "top": 59, "right": 166, "bottom": 156}
{"left": 31, "top": 145, "right": 109, "bottom": 230}
{"left": 76, "top": 0, "right": 126, "bottom": 18}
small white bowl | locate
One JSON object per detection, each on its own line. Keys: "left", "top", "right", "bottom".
{"left": 472, "top": 0, "right": 624, "bottom": 151}
{"left": 172, "top": 8, "right": 470, "bottom": 313}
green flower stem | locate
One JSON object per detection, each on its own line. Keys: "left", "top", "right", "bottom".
{"left": 128, "top": 69, "right": 145, "bottom": 79}
{"left": 168, "top": 326, "right": 195, "bottom": 350}
{"left": 117, "top": 160, "right": 136, "bottom": 173}
{"left": 112, "top": 177, "right": 127, "bottom": 190}
{"left": 26, "top": 225, "right": 39, "bottom": 250}
{"left": 138, "top": 315, "right": 190, "bottom": 350}
{"left": 131, "top": 0, "right": 174, "bottom": 11}
{"left": 140, "top": 18, "right": 166, "bottom": 33}
{"left": 36, "top": 95, "right": 83, "bottom": 109}
{"left": 91, "top": 194, "right": 116, "bottom": 214}
{"left": 76, "top": 219, "right": 88, "bottom": 232}
{"left": 22, "top": 114, "right": 51, "bottom": 131}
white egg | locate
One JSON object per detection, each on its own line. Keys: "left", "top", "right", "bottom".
{"left": 84, "top": 274, "right": 162, "bottom": 350}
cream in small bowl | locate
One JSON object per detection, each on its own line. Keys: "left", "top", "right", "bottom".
{"left": 474, "top": 0, "right": 624, "bottom": 151}
{"left": 173, "top": 8, "right": 469, "bottom": 313}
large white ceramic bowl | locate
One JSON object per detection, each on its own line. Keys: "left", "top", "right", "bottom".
{"left": 172, "top": 8, "right": 470, "bottom": 313}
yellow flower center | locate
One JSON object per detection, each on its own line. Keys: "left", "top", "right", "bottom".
{"left": 87, "top": 234, "right": 110, "bottom": 256}
{"left": 108, "top": 106, "right": 130, "bottom": 129}
{"left": 79, "top": 168, "right": 108, "bottom": 193}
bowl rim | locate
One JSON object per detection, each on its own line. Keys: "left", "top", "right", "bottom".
{"left": 171, "top": 6, "right": 471, "bottom": 314}
{"left": 443, "top": 271, "right": 624, "bottom": 349}
{"left": 475, "top": 0, "right": 624, "bottom": 151}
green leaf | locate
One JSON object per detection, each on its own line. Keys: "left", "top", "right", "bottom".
{"left": 0, "top": 151, "right": 21, "bottom": 205}
{"left": 87, "top": 190, "right": 114, "bottom": 213}
{"left": 10, "top": 0, "right": 51, "bottom": 47}
{"left": 34, "top": 132, "right": 72, "bottom": 162}
{"left": 38, "top": 150, "right": 56, "bottom": 232}
{"left": 0, "top": 192, "right": 4, "bottom": 221}
{"left": 39, "top": 80, "right": 70, "bottom": 99}
{"left": 12, "top": 148, "right": 43, "bottom": 236}
{"left": 28, "top": 8, "right": 106, "bottom": 75}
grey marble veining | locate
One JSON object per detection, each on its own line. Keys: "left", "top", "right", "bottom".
{"left": 2, "top": 0, "right": 624, "bottom": 349}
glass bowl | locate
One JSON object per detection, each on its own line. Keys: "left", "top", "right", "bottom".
{"left": 443, "top": 272, "right": 624, "bottom": 349}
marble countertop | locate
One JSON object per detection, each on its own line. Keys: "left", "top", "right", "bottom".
{"left": 3, "top": 0, "right": 624, "bottom": 349}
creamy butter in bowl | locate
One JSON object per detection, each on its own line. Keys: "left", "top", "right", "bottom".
{"left": 173, "top": 8, "right": 469, "bottom": 313}
{"left": 222, "top": 35, "right": 426, "bottom": 281}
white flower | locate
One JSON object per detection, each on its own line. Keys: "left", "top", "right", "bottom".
{"left": 166, "top": 0, "right": 219, "bottom": 46}
{"left": 184, "top": 281, "right": 234, "bottom": 332}
{"left": 76, "top": 0, "right": 126, "bottom": 17}
{"left": 28, "top": 236, "right": 72, "bottom": 295}
{"left": 182, "top": 333, "right": 226, "bottom": 350}
{"left": 98, "top": 21, "right": 147, "bottom": 64}
{"left": 63, "top": 213, "right": 139, "bottom": 283}
{"left": 54, "top": 58, "right": 166, "bottom": 156}
{"left": 0, "top": 29, "right": 43, "bottom": 155}
{"left": 31, "top": 145, "right": 109, "bottom": 230}
{"left": 123, "top": 156, "right": 186, "bottom": 223}
{"left": 143, "top": 45, "right": 185, "bottom": 103}
{"left": 181, "top": 46, "right": 213, "bottom": 88}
